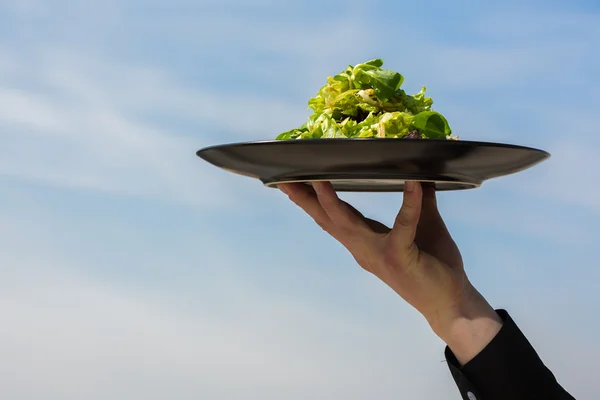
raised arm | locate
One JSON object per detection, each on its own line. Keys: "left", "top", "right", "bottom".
{"left": 279, "top": 181, "right": 574, "bottom": 400}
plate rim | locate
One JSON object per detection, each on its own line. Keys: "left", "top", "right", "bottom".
{"left": 263, "top": 177, "right": 481, "bottom": 189}
{"left": 196, "top": 138, "right": 551, "bottom": 158}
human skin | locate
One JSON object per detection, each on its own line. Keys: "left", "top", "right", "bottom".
{"left": 278, "top": 181, "right": 503, "bottom": 365}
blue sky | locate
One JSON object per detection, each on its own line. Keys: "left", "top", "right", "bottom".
{"left": 1, "top": 0, "right": 598, "bottom": 399}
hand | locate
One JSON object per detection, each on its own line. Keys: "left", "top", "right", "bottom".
{"left": 278, "top": 181, "right": 503, "bottom": 364}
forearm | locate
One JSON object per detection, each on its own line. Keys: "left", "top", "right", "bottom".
{"left": 425, "top": 285, "right": 575, "bottom": 400}
{"left": 425, "top": 284, "right": 503, "bottom": 365}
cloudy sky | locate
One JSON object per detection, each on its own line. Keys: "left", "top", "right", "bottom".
{"left": 1, "top": 0, "right": 598, "bottom": 399}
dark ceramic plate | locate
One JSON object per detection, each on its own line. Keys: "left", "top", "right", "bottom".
{"left": 196, "top": 139, "right": 550, "bottom": 192}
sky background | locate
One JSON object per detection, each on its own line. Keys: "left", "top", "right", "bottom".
{"left": 1, "top": 0, "right": 599, "bottom": 399}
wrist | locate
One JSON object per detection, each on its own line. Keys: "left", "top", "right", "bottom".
{"left": 426, "top": 284, "right": 503, "bottom": 365}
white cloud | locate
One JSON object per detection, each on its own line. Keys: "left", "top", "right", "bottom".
{"left": 0, "top": 205, "right": 462, "bottom": 400}
{"left": 0, "top": 45, "right": 282, "bottom": 207}
{"left": 0, "top": 276, "right": 457, "bottom": 400}
{"left": 0, "top": 99, "right": 226, "bottom": 207}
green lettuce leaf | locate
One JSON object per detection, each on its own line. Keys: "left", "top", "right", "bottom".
{"left": 341, "top": 112, "right": 379, "bottom": 138}
{"left": 306, "top": 113, "right": 347, "bottom": 139}
{"left": 401, "top": 86, "right": 434, "bottom": 114}
{"left": 379, "top": 112, "right": 414, "bottom": 138}
{"left": 409, "top": 111, "right": 452, "bottom": 139}
{"left": 363, "top": 59, "right": 384, "bottom": 68}
{"left": 275, "top": 122, "right": 308, "bottom": 140}
{"left": 276, "top": 58, "right": 454, "bottom": 142}
{"left": 352, "top": 60, "right": 404, "bottom": 102}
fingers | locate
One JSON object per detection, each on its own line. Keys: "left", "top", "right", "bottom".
{"left": 278, "top": 182, "right": 374, "bottom": 239}
{"left": 345, "top": 203, "right": 390, "bottom": 234}
{"left": 418, "top": 185, "right": 450, "bottom": 234}
{"left": 390, "top": 181, "right": 423, "bottom": 249}
{"left": 278, "top": 183, "right": 332, "bottom": 231}
{"left": 421, "top": 184, "right": 437, "bottom": 207}
{"left": 311, "top": 182, "right": 372, "bottom": 235}
{"left": 420, "top": 184, "right": 440, "bottom": 221}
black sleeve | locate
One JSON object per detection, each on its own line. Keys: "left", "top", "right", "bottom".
{"left": 445, "top": 309, "right": 575, "bottom": 400}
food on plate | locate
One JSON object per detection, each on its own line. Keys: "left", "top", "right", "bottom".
{"left": 276, "top": 59, "right": 457, "bottom": 141}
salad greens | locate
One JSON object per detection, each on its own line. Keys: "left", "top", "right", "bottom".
{"left": 276, "top": 59, "right": 456, "bottom": 141}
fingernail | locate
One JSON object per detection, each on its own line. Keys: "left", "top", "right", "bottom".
{"left": 404, "top": 181, "right": 415, "bottom": 192}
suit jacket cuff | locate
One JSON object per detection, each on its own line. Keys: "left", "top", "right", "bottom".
{"left": 444, "top": 309, "right": 573, "bottom": 400}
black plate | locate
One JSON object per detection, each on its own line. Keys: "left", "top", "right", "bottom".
{"left": 196, "top": 139, "right": 550, "bottom": 192}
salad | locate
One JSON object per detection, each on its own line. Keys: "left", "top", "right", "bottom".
{"left": 276, "top": 59, "right": 457, "bottom": 141}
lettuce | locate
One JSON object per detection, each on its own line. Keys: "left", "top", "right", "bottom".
{"left": 277, "top": 59, "right": 454, "bottom": 141}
